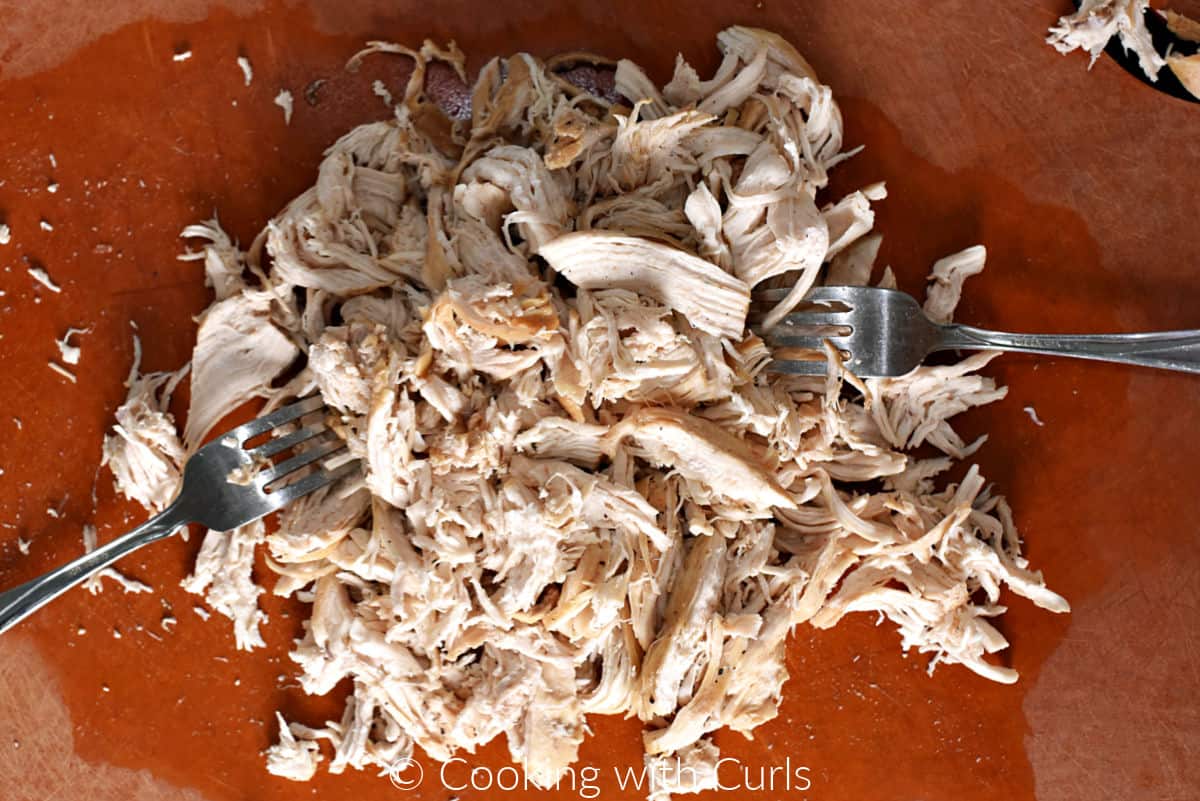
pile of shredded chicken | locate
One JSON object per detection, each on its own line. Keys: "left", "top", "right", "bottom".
{"left": 102, "top": 28, "right": 1068, "bottom": 800}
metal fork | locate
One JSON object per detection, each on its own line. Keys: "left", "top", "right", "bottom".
{"left": 754, "top": 285, "right": 1200, "bottom": 377}
{"left": 0, "top": 395, "right": 358, "bottom": 635}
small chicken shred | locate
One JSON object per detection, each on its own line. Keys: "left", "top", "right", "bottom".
{"left": 101, "top": 335, "right": 188, "bottom": 513}
{"left": 27, "top": 266, "right": 61, "bottom": 293}
{"left": 274, "top": 89, "right": 295, "bottom": 125}
{"left": 56, "top": 326, "right": 88, "bottom": 365}
{"left": 81, "top": 523, "right": 152, "bottom": 595}
{"left": 237, "top": 55, "right": 254, "bottom": 87}
{"left": 1047, "top": 0, "right": 1166, "bottom": 81}
{"left": 102, "top": 27, "right": 1068, "bottom": 799}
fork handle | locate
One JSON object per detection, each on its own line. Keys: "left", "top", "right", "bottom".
{"left": 0, "top": 502, "right": 190, "bottom": 636}
{"left": 936, "top": 325, "right": 1200, "bottom": 374}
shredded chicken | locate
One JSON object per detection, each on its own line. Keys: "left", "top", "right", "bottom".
{"left": 538, "top": 232, "right": 750, "bottom": 338}
{"left": 56, "top": 326, "right": 87, "bottom": 365}
{"left": 27, "top": 266, "right": 61, "bottom": 293}
{"left": 274, "top": 89, "right": 295, "bottom": 124}
{"left": 372, "top": 79, "right": 394, "bottom": 106}
{"left": 101, "top": 336, "right": 188, "bottom": 513}
{"left": 1025, "top": 406, "right": 1046, "bottom": 427}
{"left": 924, "top": 245, "right": 985, "bottom": 325}
{"left": 237, "top": 55, "right": 254, "bottom": 87}
{"left": 1047, "top": 1, "right": 1199, "bottom": 96}
{"left": 646, "top": 738, "right": 721, "bottom": 800}
{"left": 265, "top": 712, "right": 322, "bottom": 780}
{"left": 48, "top": 362, "right": 77, "bottom": 383}
{"left": 1048, "top": 0, "right": 1166, "bottom": 81}
{"left": 102, "top": 27, "right": 1067, "bottom": 799}
{"left": 181, "top": 520, "right": 268, "bottom": 650}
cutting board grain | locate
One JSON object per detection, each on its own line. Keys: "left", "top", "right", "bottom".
{"left": 1, "top": 2, "right": 1197, "bottom": 800}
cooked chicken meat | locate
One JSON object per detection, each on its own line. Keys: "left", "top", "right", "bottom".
{"left": 1048, "top": 0, "right": 1166, "bottom": 81}
{"left": 102, "top": 27, "right": 1068, "bottom": 799}
{"left": 101, "top": 335, "right": 188, "bottom": 512}
{"left": 538, "top": 231, "right": 751, "bottom": 339}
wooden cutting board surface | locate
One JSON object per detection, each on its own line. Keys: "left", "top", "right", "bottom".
{"left": 0, "top": 2, "right": 1197, "bottom": 800}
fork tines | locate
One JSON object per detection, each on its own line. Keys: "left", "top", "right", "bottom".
{"left": 751, "top": 286, "right": 859, "bottom": 305}
{"left": 750, "top": 287, "right": 863, "bottom": 377}
{"left": 226, "top": 395, "right": 355, "bottom": 497}
{"left": 227, "top": 394, "right": 326, "bottom": 445}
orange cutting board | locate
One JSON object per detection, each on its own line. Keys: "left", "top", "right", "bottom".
{"left": 1, "top": 2, "right": 1198, "bottom": 800}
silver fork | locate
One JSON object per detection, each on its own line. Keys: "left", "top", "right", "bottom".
{"left": 0, "top": 395, "right": 358, "bottom": 635}
{"left": 754, "top": 285, "right": 1200, "bottom": 377}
